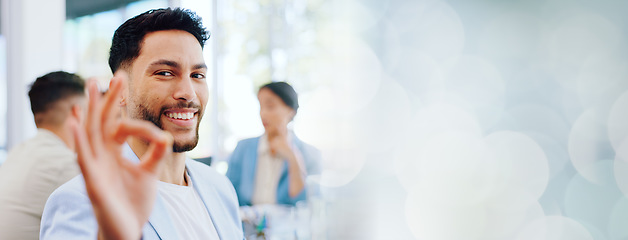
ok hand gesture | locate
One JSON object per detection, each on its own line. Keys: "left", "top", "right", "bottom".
{"left": 72, "top": 73, "right": 172, "bottom": 240}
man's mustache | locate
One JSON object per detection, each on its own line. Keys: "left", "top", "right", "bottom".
{"left": 159, "top": 101, "right": 202, "bottom": 114}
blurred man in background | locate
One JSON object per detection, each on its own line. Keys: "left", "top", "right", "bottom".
{"left": 0, "top": 71, "right": 86, "bottom": 240}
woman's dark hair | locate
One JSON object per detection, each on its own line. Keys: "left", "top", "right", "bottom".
{"left": 28, "top": 71, "right": 85, "bottom": 114}
{"left": 108, "top": 8, "right": 210, "bottom": 73}
{"left": 260, "top": 82, "right": 299, "bottom": 112}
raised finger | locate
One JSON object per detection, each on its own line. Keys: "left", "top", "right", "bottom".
{"left": 112, "top": 119, "right": 172, "bottom": 173}
{"left": 71, "top": 119, "right": 95, "bottom": 177}
{"left": 85, "top": 79, "right": 105, "bottom": 156}
{"left": 139, "top": 131, "right": 172, "bottom": 174}
{"left": 100, "top": 72, "right": 126, "bottom": 137}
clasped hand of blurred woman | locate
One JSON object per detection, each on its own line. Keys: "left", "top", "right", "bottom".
{"left": 266, "top": 123, "right": 301, "bottom": 161}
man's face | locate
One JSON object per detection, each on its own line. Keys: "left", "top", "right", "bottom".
{"left": 124, "top": 30, "right": 208, "bottom": 152}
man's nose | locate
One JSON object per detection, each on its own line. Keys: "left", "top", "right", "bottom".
{"left": 173, "top": 76, "right": 195, "bottom": 102}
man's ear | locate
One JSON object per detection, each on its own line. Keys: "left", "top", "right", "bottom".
{"left": 70, "top": 103, "right": 83, "bottom": 123}
{"left": 289, "top": 109, "right": 297, "bottom": 122}
{"left": 111, "top": 76, "right": 128, "bottom": 106}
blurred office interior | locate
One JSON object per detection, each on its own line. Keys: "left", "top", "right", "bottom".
{"left": 3, "top": 0, "right": 628, "bottom": 239}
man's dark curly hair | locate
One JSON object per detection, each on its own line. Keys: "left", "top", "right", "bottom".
{"left": 108, "top": 8, "right": 210, "bottom": 73}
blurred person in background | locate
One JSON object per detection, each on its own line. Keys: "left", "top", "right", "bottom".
{"left": 227, "top": 82, "right": 321, "bottom": 206}
{"left": 40, "top": 8, "right": 243, "bottom": 239}
{"left": 0, "top": 71, "right": 86, "bottom": 240}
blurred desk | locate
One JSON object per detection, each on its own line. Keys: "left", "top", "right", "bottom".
{"left": 240, "top": 176, "right": 327, "bottom": 239}
{"left": 240, "top": 202, "right": 317, "bottom": 240}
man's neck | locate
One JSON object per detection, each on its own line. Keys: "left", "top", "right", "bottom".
{"left": 128, "top": 137, "right": 187, "bottom": 186}
{"left": 40, "top": 124, "right": 74, "bottom": 151}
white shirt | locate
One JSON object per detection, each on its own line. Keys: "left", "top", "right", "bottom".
{"left": 251, "top": 134, "right": 288, "bottom": 205}
{"left": 157, "top": 171, "right": 220, "bottom": 239}
{"left": 0, "top": 129, "right": 79, "bottom": 240}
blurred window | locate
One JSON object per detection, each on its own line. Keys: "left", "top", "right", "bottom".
{"left": 197, "top": 0, "right": 325, "bottom": 166}
{"left": 0, "top": 36, "right": 6, "bottom": 165}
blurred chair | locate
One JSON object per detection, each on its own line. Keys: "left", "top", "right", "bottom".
{"left": 193, "top": 156, "right": 213, "bottom": 166}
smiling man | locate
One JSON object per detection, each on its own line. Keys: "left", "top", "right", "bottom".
{"left": 40, "top": 8, "right": 243, "bottom": 239}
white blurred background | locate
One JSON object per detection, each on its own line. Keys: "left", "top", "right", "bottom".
{"left": 2, "top": 0, "right": 628, "bottom": 239}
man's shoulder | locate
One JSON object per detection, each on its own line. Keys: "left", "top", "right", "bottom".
{"left": 11, "top": 135, "right": 70, "bottom": 153}
{"left": 44, "top": 175, "right": 89, "bottom": 214}
{"left": 41, "top": 175, "right": 96, "bottom": 240}
{"left": 46, "top": 175, "right": 88, "bottom": 204}
{"left": 5, "top": 131, "right": 74, "bottom": 165}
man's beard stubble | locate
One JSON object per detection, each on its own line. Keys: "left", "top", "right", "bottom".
{"left": 137, "top": 101, "right": 202, "bottom": 153}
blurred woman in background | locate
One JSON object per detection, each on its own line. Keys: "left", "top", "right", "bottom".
{"left": 227, "top": 82, "right": 320, "bottom": 206}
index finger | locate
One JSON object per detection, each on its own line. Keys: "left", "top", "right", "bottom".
{"left": 84, "top": 79, "right": 104, "bottom": 156}
{"left": 112, "top": 119, "right": 172, "bottom": 173}
{"left": 71, "top": 118, "right": 95, "bottom": 178}
{"left": 101, "top": 72, "right": 129, "bottom": 135}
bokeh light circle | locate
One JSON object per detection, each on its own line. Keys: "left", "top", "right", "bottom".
{"left": 405, "top": 187, "right": 488, "bottom": 240}
{"left": 316, "top": 147, "right": 366, "bottom": 188}
{"left": 548, "top": 12, "right": 623, "bottom": 70}
{"left": 479, "top": 12, "right": 542, "bottom": 60}
{"left": 324, "top": 0, "right": 389, "bottom": 32}
{"left": 415, "top": 131, "right": 498, "bottom": 205}
{"left": 385, "top": 0, "right": 464, "bottom": 62}
{"left": 498, "top": 104, "right": 571, "bottom": 147}
{"left": 484, "top": 131, "right": 550, "bottom": 199}
{"left": 514, "top": 216, "right": 594, "bottom": 240}
{"left": 608, "top": 90, "right": 628, "bottom": 150}
{"left": 547, "top": 11, "right": 626, "bottom": 89}
{"left": 393, "top": 104, "right": 482, "bottom": 192}
{"left": 312, "top": 35, "right": 382, "bottom": 115}
{"left": 608, "top": 197, "right": 628, "bottom": 240}
{"left": 564, "top": 160, "right": 622, "bottom": 238}
{"left": 576, "top": 57, "right": 628, "bottom": 119}
{"left": 568, "top": 110, "right": 612, "bottom": 184}
{"left": 613, "top": 138, "right": 628, "bottom": 198}
{"left": 482, "top": 189, "right": 545, "bottom": 240}
{"left": 352, "top": 77, "right": 412, "bottom": 153}
{"left": 441, "top": 55, "right": 506, "bottom": 128}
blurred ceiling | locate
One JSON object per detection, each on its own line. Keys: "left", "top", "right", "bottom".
{"left": 66, "top": 0, "right": 141, "bottom": 19}
{"left": 0, "top": 0, "right": 144, "bottom": 33}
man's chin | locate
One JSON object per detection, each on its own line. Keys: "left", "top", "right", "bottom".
{"left": 172, "top": 141, "right": 198, "bottom": 153}
{"left": 163, "top": 127, "right": 199, "bottom": 153}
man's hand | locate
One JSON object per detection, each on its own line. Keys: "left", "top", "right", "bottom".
{"left": 72, "top": 73, "right": 172, "bottom": 240}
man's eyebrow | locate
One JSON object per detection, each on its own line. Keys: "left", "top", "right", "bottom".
{"left": 149, "top": 59, "right": 206, "bottom": 70}
{"left": 193, "top": 63, "right": 208, "bottom": 70}
{"left": 149, "top": 59, "right": 180, "bottom": 68}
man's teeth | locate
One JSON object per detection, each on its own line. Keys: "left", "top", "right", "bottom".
{"left": 167, "top": 112, "right": 194, "bottom": 120}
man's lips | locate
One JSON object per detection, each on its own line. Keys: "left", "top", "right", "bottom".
{"left": 163, "top": 109, "right": 198, "bottom": 126}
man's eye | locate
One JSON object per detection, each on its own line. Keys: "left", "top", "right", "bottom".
{"left": 156, "top": 71, "right": 174, "bottom": 76}
{"left": 192, "top": 73, "right": 206, "bottom": 79}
